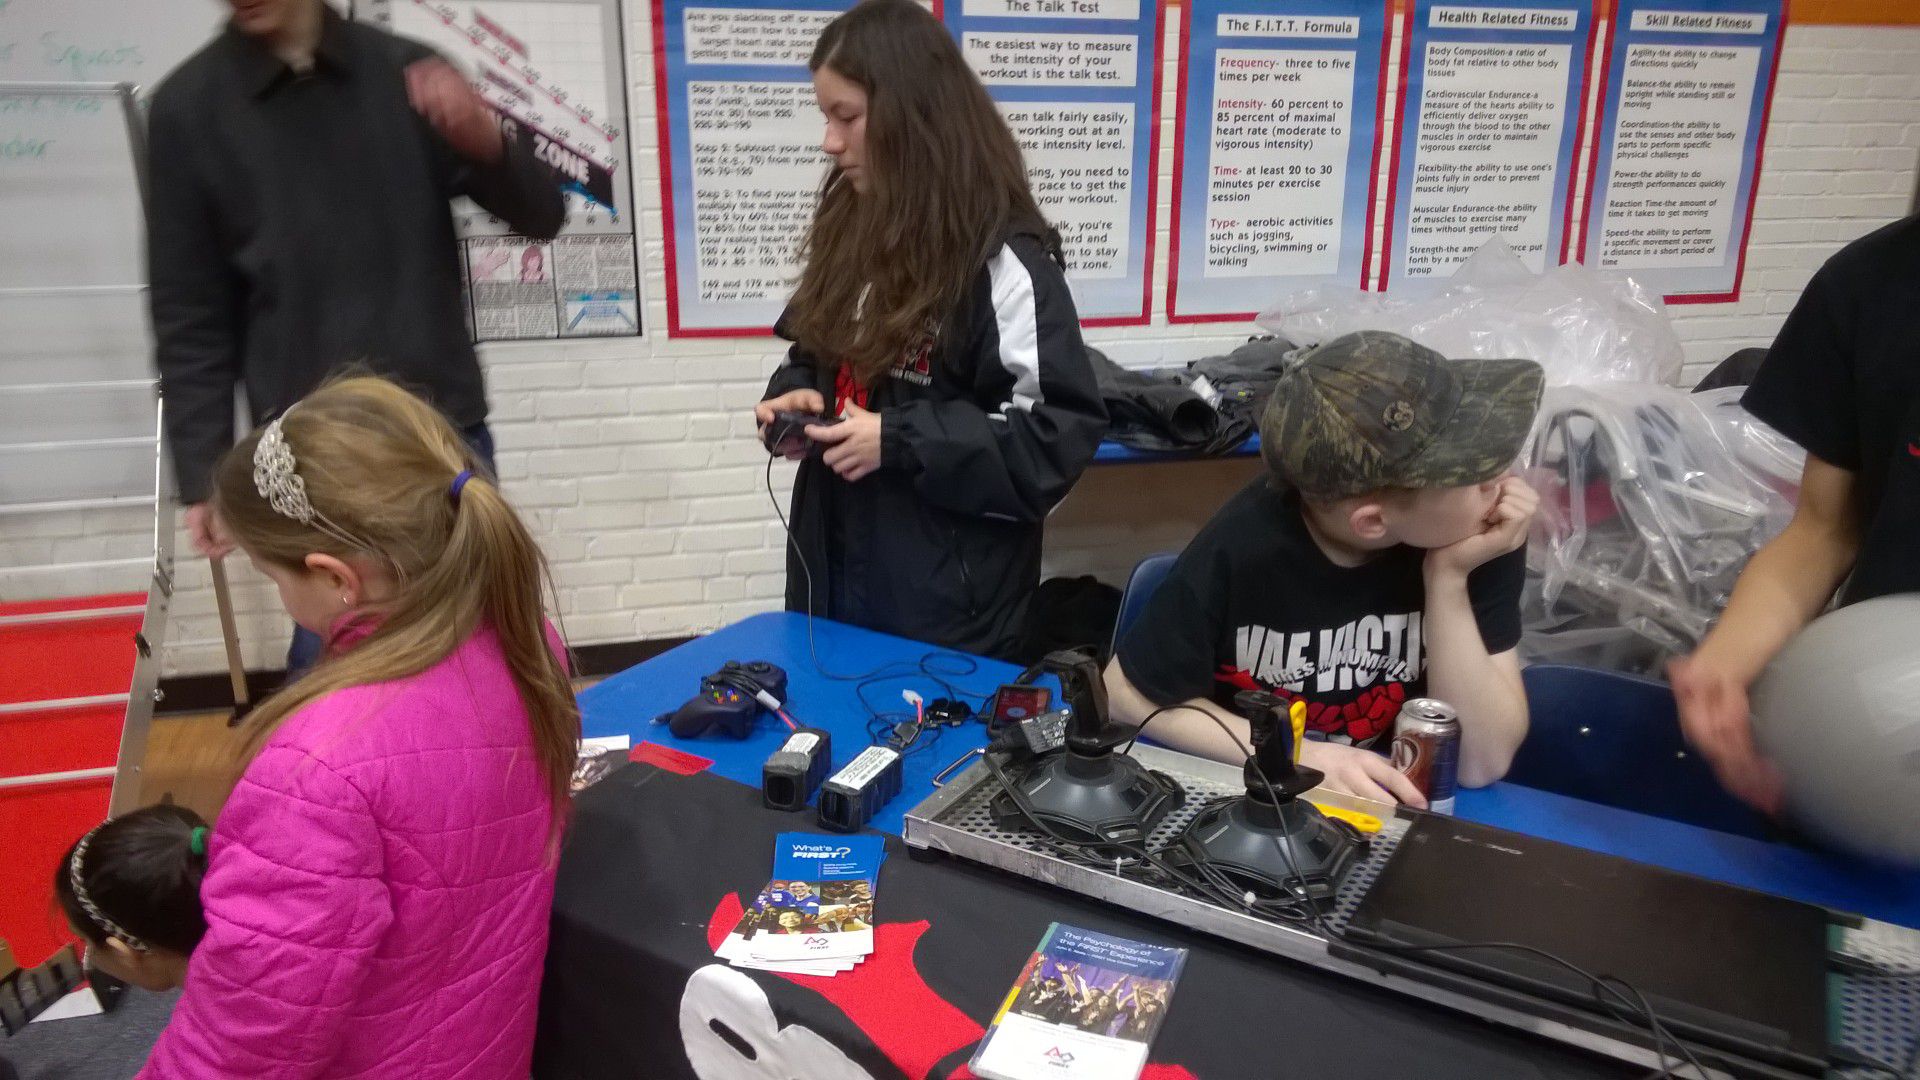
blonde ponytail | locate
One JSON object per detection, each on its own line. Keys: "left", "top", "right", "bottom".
{"left": 211, "top": 377, "right": 580, "bottom": 815}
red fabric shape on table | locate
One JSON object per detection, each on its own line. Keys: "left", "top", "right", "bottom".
{"left": 630, "top": 743, "right": 712, "bottom": 775}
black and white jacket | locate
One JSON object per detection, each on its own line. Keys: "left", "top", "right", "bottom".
{"left": 763, "top": 230, "right": 1109, "bottom": 660}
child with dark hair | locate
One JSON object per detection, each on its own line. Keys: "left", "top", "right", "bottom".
{"left": 53, "top": 804, "right": 211, "bottom": 993}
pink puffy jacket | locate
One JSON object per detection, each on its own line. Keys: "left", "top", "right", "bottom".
{"left": 139, "top": 624, "right": 564, "bottom": 1079}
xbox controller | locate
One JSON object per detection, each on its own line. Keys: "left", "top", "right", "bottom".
{"left": 763, "top": 410, "right": 841, "bottom": 457}
{"left": 657, "top": 661, "right": 790, "bottom": 739}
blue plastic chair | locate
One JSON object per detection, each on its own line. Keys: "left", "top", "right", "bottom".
{"left": 1509, "top": 664, "right": 1776, "bottom": 842}
{"left": 1108, "top": 552, "right": 1179, "bottom": 658}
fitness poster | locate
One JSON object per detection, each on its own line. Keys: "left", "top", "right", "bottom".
{"left": 1168, "top": 0, "right": 1394, "bottom": 323}
{"left": 945, "top": 0, "right": 1163, "bottom": 326}
{"left": 358, "top": 0, "right": 643, "bottom": 340}
{"left": 1383, "top": 0, "right": 1597, "bottom": 286}
{"left": 1582, "top": 0, "right": 1785, "bottom": 303}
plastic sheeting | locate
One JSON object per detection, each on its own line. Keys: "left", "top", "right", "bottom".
{"left": 1519, "top": 383, "right": 1803, "bottom": 675}
{"left": 1257, "top": 238, "right": 1685, "bottom": 388}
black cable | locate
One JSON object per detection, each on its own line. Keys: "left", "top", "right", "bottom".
{"left": 764, "top": 454, "right": 995, "bottom": 701}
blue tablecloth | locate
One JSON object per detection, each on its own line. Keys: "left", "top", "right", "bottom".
{"left": 581, "top": 611, "right": 1920, "bottom": 927}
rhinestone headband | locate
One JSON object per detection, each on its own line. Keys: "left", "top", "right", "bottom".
{"left": 69, "top": 824, "right": 150, "bottom": 952}
{"left": 249, "top": 412, "right": 377, "bottom": 553}
{"left": 253, "top": 415, "right": 315, "bottom": 524}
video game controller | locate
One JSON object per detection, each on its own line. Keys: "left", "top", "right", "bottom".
{"left": 763, "top": 411, "right": 841, "bottom": 457}
{"left": 657, "top": 661, "right": 790, "bottom": 739}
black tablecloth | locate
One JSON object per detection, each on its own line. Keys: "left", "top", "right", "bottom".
{"left": 533, "top": 762, "right": 1635, "bottom": 1080}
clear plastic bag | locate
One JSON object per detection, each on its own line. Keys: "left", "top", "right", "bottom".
{"left": 1518, "top": 383, "right": 1800, "bottom": 675}
{"left": 1256, "top": 238, "right": 1684, "bottom": 387}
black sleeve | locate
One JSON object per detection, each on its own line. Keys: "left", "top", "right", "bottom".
{"left": 1466, "top": 547, "right": 1526, "bottom": 654}
{"left": 452, "top": 135, "right": 566, "bottom": 241}
{"left": 401, "top": 39, "right": 566, "bottom": 241}
{"left": 1741, "top": 266, "right": 1858, "bottom": 470}
{"left": 879, "top": 238, "right": 1108, "bottom": 523}
{"left": 1114, "top": 559, "right": 1223, "bottom": 707}
{"left": 147, "top": 89, "right": 241, "bottom": 506}
{"left": 764, "top": 307, "right": 823, "bottom": 400}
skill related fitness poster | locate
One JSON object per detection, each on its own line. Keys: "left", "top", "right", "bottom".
{"left": 1384, "top": 0, "right": 1596, "bottom": 286}
{"left": 1582, "top": 0, "right": 1785, "bottom": 303}
{"left": 360, "top": 0, "right": 643, "bottom": 340}
{"left": 946, "top": 0, "right": 1162, "bottom": 325}
{"left": 1169, "top": 0, "right": 1393, "bottom": 323}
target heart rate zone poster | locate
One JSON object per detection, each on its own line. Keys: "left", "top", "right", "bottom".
{"left": 359, "top": 0, "right": 642, "bottom": 341}
{"left": 1169, "top": 0, "right": 1394, "bottom": 323}
{"left": 1384, "top": 0, "right": 1597, "bottom": 287}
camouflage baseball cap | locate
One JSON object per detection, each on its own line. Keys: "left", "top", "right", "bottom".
{"left": 1260, "top": 331, "right": 1543, "bottom": 499}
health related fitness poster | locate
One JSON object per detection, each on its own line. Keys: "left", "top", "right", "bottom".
{"left": 1384, "top": 0, "right": 1596, "bottom": 286}
{"left": 1168, "top": 0, "right": 1393, "bottom": 324}
{"left": 946, "top": 0, "right": 1162, "bottom": 326}
{"left": 1582, "top": 0, "right": 1785, "bottom": 303}
{"left": 359, "top": 0, "right": 643, "bottom": 340}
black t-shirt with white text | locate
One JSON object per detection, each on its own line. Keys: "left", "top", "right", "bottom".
{"left": 1116, "top": 478, "right": 1526, "bottom": 749}
{"left": 1742, "top": 214, "right": 1920, "bottom": 606}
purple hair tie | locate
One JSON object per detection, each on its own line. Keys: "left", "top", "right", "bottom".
{"left": 450, "top": 469, "right": 474, "bottom": 503}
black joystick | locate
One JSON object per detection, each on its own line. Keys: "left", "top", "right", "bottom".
{"left": 988, "top": 648, "right": 1181, "bottom": 848}
{"left": 1164, "top": 690, "right": 1367, "bottom": 902}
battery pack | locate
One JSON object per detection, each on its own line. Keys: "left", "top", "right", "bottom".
{"left": 817, "top": 745, "right": 903, "bottom": 833}
{"left": 762, "top": 728, "right": 832, "bottom": 811}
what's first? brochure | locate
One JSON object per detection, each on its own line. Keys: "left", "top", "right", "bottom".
{"left": 716, "top": 833, "right": 885, "bottom": 976}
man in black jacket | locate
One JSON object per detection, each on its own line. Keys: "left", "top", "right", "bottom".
{"left": 150, "top": 0, "right": 563, "bottom": 572}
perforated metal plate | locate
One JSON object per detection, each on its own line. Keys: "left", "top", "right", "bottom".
{"left": 932, "top": 751, "right": 1408, "bottom": 935}
{"left": 905, "top": 745, "right": 1920, "bottom": 1078}
{"left": 1834, "top": 923, "right": 1920, "bottom": 1076}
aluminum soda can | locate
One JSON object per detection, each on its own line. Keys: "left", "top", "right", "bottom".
{"left": 1390, "top": 698, "right": 1460, "bottom": 814}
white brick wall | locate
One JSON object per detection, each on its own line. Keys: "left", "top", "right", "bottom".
{"left": 5, "top": 14, "right": 1915, "bottom": 678}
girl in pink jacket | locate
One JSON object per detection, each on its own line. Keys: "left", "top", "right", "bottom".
{"left": 136, "top": 376, "right": 580, "bottom": 1078}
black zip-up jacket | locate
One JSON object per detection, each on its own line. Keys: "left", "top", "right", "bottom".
{"left": 763, "top": 232, "right": 1109, "bottom": 660}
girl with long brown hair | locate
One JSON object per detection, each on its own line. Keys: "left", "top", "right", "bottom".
{"left": 754, "top": 0, "right": 1108, "bottom": 660}
{"left": 137, "top": 376, "right": 578, "bottom": 1079}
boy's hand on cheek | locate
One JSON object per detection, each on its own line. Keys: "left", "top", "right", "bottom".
{"left": 1424, "top": 475, "right": 1539, "bottom": 581}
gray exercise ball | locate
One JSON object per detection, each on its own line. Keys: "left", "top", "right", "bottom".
{"left": 1751, "top": 594, "right": 1920, "bottom": 866}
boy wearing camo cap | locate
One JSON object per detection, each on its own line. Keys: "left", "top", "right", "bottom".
{"left": 1104, "top": 331, "right": 1544, "bottom": 806}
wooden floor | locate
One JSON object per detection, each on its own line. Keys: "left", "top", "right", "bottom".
{"left": 139, "top": 710, "right": 251, "bottom": 820}
{"left": 140, "top": 679, "right": 601, "bottom": 821}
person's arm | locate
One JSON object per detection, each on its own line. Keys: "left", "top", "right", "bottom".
{"left": 147, "top": 92, "right": 241, "bottom": 514}
{"left": 865, "top": 240, "right": 1108, "bottom": 522}
{"left": 1421, "top": 477, "right": 1538, "bottom": 788}
{"left": 137, "top": 748, "right": 390, "bottom": 1079}
{"left": 1673, "top": 454, "right": 1862, "bottom": 810}
{"left": 405, "top": 58, "right": 565, "bottom": 240}
{"left": 1105, "top": 658, "right": 1425, "bottom": 805}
